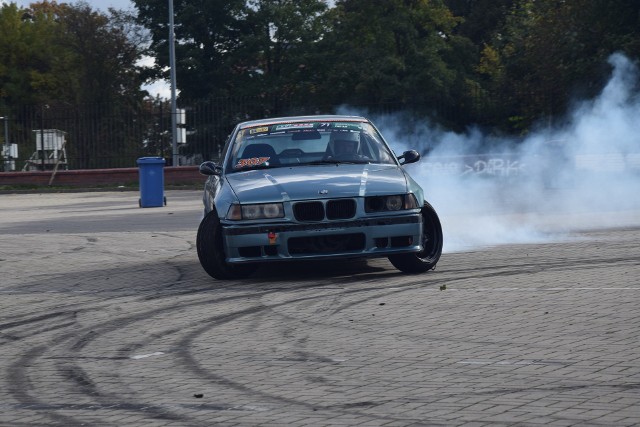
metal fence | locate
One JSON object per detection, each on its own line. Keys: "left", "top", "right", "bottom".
{"left": 0, "top": 93, "right": 501, "bottom": 172}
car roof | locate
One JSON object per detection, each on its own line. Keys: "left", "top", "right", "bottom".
{"left": 237, "top": 115, "right": 369, "bottom": 129}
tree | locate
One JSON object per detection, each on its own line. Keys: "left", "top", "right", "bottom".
{"left": 0, "top": 2, "right": 63, "bottom": 106}
{"left": 481, "top": 0, "right": 640, "bottom": 132}
{"left": 233, "top": 0, "right": 329, "bottom": 108}
{"left": 133, "top": 0, "right": 249, "bottom": 99}
{"left": 1, "top": 2, "right": 149, "bottom": 106}
{"left": 444, "top": 0, "right": 516, "bottom": 46}
{"left": 134, "top": 0, "right": 329, "bottom": 104}
{"left": 314, "top": 0, "right": 477, "bottom": 127}
{"left": 45, "top": 2, "right": 151, "bottom": 168}
{"left": 0, "top": 1, "right": 152, "bottom": 168}
{"left": 134, "top": 0, "right": 331, "bottom": 160}
{"left": 50, "top": 3, "right": 150, "bottom": 105}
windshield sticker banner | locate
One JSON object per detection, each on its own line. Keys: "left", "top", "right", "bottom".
{"left": 235, "top": 157, "right": 271, "bottom": 168}
{"left": 274, "top": 123, "right": 315, "bottom": 130}
{"left": 333, "top": 123, "right": 363, "bottom": 130}
{"left": 249, "top": 126, "right": 270, "bottom": 134}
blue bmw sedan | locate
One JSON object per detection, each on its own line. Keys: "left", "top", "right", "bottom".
{"left": 197, "top": 115, "right": 442, "bottom": 279}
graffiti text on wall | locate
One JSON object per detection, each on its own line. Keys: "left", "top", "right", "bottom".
{"left": 421, "top": 155, "right": 526, "bottom": 177}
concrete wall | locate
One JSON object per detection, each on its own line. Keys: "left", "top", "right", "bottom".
{"left": 0, "top": 166, "right": 205, "bottom": 188}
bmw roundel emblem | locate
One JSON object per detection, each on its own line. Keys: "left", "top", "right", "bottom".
{"left": 319, "top": 189, "right": 329, "bottom": 195}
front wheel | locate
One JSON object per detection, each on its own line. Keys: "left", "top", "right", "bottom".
{"left": 388, "top": 201, "right": 443, "bottom": 274}
{"left": 197, "top": 210, "right": 257, "bottom": 280}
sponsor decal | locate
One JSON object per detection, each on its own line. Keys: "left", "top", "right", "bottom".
{"left": 249, "top": 126, "right": 270, "bottom": 134}
{"left": 333, "top": 123, "right": 363, "bottom": 130}
{"left": 235, "top": 157, "right": 270, "bottom": 168}
{"left": 274, "top": 123, "right": 315, "bottom": 130}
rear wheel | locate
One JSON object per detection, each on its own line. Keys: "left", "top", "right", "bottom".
{"left": 388, "top": 201, "right": 443, "bottom": 274}
{"left": 197, "top": 210, "right": 257, "bottom": 280}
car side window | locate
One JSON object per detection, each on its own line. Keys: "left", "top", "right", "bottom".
{"left": 361, "top": 131, "right": 395, "bottom": 164}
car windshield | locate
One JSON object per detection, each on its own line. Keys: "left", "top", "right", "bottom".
{"left": 226, "top": 121, "right": 397, "bottom": 172}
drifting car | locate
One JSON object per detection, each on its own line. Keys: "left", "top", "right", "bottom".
{"left": 197, "top": 115, "right": 443, "bottom": 279}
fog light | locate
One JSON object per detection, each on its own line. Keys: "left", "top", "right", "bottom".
{"left": 375, "top": 237, "right": 388, "bottom": 248}
{"left": 390, "top": 236, "right": 413, "bottom": 247}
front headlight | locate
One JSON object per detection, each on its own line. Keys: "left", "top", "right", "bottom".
{"left": 262, "top": 203, "right": 283, "bottom": 218}
{"left": 365, "top": 194, "right": 419, "bottom": 213}
{"left": 227, "top": 203, "right": 284, "bottom": 220}
{"left": 242, "top": 205, "right": 262, "bottom": 219}
{"left": 385, "top": 195, "right": 403, "bottom": 211}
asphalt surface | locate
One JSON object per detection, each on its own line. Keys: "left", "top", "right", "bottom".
{"left": 1, "top": 189, "right": 639, "bottom": 426}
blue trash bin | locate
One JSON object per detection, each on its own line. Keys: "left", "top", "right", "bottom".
{"left": 137, "top": 157, "right": 166, "bottom": 208}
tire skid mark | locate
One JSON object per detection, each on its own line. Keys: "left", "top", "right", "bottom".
{"left": 265, "top": 265, "right": 640, "bottom": 352}
{"left": 0, "top": 311, "right": 76, "bottom": 331}
{"left": 181, "top": 281, "right": 611, "bottom": 422}
{"left": 69, "top": 294, "right": 326, "bottom": 421}
{"left": 0, "top": 321, "right": 79, "bottom": 346}
{"left": 57, "top": 363, "right": 100, "bottom": 396}
{"left": 431, "top": 381, "right": 640, "bottom": 400}
{"left": 7, "top": 345, "right": 84, "bottom": 427}
{"left": 172, "top": 293, "right": 435, "bottom": 424}
{"left": 54, "top": 361, "right": 185, "bottom": 422}
{"left": 175, "top": 303, "right": 349, "bottom": 407}
{"left": 0, "top": 331, "right": 21, "bottom": 342}
{"left": 8, "top": 247, "right": 632, "bottom": 424}
{"left": 2, "top": 297, "right": 225, "bottom": 424}
{"left": 1, "top": 401, "right": 271, "bottom": 413}
{"left": 69, "top": 330, "right": 97, "bottom": 351}
{"left": 442, "top": 254, "right": 640, "bottom": 277}
{"left": 395, "top": 255, "right": 640, "bottom": 289}
{"left": 253, "top": 267, "right": 396, "bottom": 286}
{"left": 50, "top": 283, "right": 377, "bottom": 420}
{"left": 3, "top": 282, "right": 346, "bottom": 425}
{"left": 264, "top": 286, "right": 557, "bottom": 352}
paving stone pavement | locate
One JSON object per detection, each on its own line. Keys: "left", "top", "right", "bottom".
{"left": 0, "top": 190, "right": 639, "bottom": 426}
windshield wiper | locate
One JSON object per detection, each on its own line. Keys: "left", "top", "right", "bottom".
{"left": 305, "top": 159, "right": 369, "bottom": 165}
{"left": 230, "top": 164, "right": 279, "bottom": 173}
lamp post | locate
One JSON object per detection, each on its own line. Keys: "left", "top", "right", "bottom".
{"left": 1, "top": 116, "right": 9, "bottom": 172}
{"left": 40, "top": 106, "right": 46, "bottom": 170}
{"left": 168, "top": 0, "right": 178, "bottom": 167}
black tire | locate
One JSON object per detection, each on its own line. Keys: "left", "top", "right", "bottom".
{"left": 196, "top": 210, "right": 258, "bottom": 280}
{"left": 388, "top": 201, "right": 443, "bottom": 274}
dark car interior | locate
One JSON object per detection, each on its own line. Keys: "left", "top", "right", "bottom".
{"left": 243, "top": 131, "right": 394, "bottom": 166}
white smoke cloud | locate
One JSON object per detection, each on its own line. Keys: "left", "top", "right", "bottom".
{"left": 343, "top": 53, "right": 640, "bottom": 252}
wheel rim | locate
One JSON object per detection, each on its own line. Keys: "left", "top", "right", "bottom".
{"left": 419, "top": 212, "right": 440, "bottom": 260}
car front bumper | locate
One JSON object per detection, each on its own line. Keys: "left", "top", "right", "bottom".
{"left": 221, "top": 213, "right": 423, "bottom": 263}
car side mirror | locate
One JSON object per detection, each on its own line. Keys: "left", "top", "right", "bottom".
{"left": 199, "top": 161, "right": 222, "bottom": 176}
{"left": 398, "top": 150, "right": 420, "bottom": 165}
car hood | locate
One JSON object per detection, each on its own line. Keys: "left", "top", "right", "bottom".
{"left": 226, "top": 164, "right": 408, "bottom": 203}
